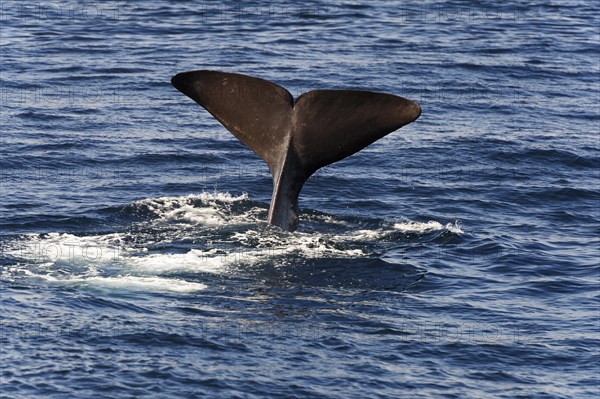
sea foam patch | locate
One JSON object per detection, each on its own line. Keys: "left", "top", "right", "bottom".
{"left": 393, "top": 220, "right": 463, "bottom": 234}
{"left": 2, "top": 232, "right": 126, "bottom": 267}
{"left": 19, "top": 271, "right": 207, "bottom": 293}
{"left": 126, "top": 248, "right": 239, "bottom": 274}
{"left": 129, "top": 191, "right": 253, "bottom": 227}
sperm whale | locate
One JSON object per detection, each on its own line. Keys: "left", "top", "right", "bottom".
{"left": 171, "top": 70, "right": 421, "bottom": 231}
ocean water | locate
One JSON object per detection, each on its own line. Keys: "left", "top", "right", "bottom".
{"left": 1, "top": 1, "right": 599, "bottom": 398}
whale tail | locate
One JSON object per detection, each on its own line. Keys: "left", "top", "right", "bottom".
{"left": 171, "top": 70, "right": 421, "bottom": 231}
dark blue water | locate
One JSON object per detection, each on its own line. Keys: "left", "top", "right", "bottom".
{"left": 1, "top": 1, "right": 599, "bottom": 398}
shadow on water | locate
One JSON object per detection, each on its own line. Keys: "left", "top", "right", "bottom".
{"left": 238, "top": 256, "right": 425, "bottom": 293}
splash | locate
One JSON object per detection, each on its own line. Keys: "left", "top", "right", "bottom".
{"left": 393, "top": 220, "right": 463, "bottom": 234}
{"left": 129, "top": 191, "right": 252, "bottom": 226}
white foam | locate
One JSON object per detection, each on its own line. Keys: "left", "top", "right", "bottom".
{"left": 24, "top": 273, "right": 206, "bottom": 293}
{"left": 445, "top": 221, "right": 464, "bottom": 234}
{"left": 128, "top": 244, "right": 328, "bottom": 272}
{"left": 162, "top": 204, "right": 224, "bottom": 225}
{"left": 196, "top": 191, "right": 249, "bottom": 203}
{"left": 132, "top": 191, "right": 252, "bottom": 227}
{"left": 133, "top": 191, "right": 249, "bottom": 212}
{"left": 232, "top": 230, "right": 367, "bottom": 259}
{"left": 393, "top": 220, "right": 463, "bottom": 234}
{"left": 127, "top": 249, "right": 233, "bottom": 274}
{"left": 288, "top": 234, "right": 366, "bottom": 257}
{"left": 348, "top": 229, "right": 386, "bottom": 240}
{"left": 394, "top": 220, "right": 444, "bottom": 233}
{"left": 3, "top": 232, "right": 125, "bottom": 266}
{"left": 82, "top": 276, "right": 207, "bottom": 293}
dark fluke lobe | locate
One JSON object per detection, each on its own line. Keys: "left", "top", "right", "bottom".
{"left": 171, "top": 70, "right": 421, "bottom": 231}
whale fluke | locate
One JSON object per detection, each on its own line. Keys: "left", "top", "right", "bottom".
{"left": 171, "top": 70, "right": 421, "bottom": 231}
